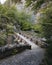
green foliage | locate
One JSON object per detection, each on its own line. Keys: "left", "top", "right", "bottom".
{"left": 0, "top": 4, "right": 32, "bottom": 46}
{"left": 25, "top": 0, "right": 52, "bottom": 64}
{"left": 36, "top": 2, "right": 52, "bottom": 65}
{"left": 15, "top": 11, "right": 32, "bottom": 31}
{"left": 21, "top": 21, "right": 31, "bottom": 31}
{"left": 4, "top": 0, "right": 21, "bottom": 7}
{"left": 0, "top": 4, "right": 17, "bottom": 46}
{"left": 11, "top": 0, "right": 21, "bottom": 3}
{"left": 37, "top": 2, "right": 52, "bottom": 39}
{"left": 0, "top": 31, "right": 7, "bottom": 46}
{"left": 25, "top": 0, "right": 52, "bottom": 13}
{"left": 32, "top": 24, "right": 41, "bottom": 32}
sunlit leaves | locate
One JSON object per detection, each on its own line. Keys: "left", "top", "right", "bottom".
{"left": 36, "top": 2, "right": 52, "bottom": 38}
{"left": 25, "top": 0, "right": 52, "bottom": 13}
{"left": 5, "top": 0, "right": 21, "bottom": 7}
{"left": 11, "top": 0, "right": 21, "bottom": 3}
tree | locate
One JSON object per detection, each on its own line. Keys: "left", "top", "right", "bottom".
{"left": 15, "top": 11, "right": 32, "bottom": 31}
{"left": 37, "top": 3, "right": 52, "bottom": 64}
{"left": 0, "top": 4, "right": 18, "bottom": 46}
{"left": 4, "top": 0, "right": 21, "bottom": 7}
{"left": 0, "top": 3, "right": 32, "bottom": 46}
{"left": 25, "top": 0, "right": 52, "bottom": 65}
